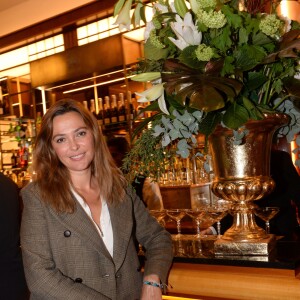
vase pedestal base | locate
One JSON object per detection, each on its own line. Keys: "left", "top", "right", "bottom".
{"left": 214, "top": 234, "right": 277, "bottom": 256}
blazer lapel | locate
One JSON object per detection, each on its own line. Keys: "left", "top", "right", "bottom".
{"left": 109, "top": 199, "right": 133, "bottom": 271}
{"left": 49, "top": 201, "right": 113, "bottom": 261}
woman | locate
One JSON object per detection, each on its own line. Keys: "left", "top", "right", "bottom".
{"left": 21, "top": 99, "right": 173, "bottom": 300}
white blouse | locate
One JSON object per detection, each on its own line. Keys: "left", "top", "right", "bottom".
{"left": 72, "top": 190, "right": 114, "bottom": 257}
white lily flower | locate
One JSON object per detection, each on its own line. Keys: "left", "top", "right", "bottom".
{"left": 144, "top": 20, "right": 155, "bottom": 41}
{"left": 113, "top": 0, "right": 132, "bottom": 31}
{"left": 136, "top": 83, "right": 170, "bottom": 115}
{"left": 169, "top": 12, "right": 202, "bottom": 50}
{"left": 154, "top": 3, "right": 169, "bottom": 14}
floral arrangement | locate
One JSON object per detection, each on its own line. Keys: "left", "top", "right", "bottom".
{"left": 114, "top": 0, "right": 300, "bottom": 179}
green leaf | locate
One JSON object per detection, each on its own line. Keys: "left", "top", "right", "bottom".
{"left": 139, "top": 4, "right": 147, "bottom": 24}
{"left": 198, "top": 112, "right": 223, "bottom": 136}
{"left": 144, "top": 39, "right": 169, "bottom": 61}
{"left": 222, "top": 56, "right": 235, "bottom": 75}
{"left": 169, "top": 128, "right": 181, "bottom": 140}
{"left": 167, "top": 94, "right": 186, "bottom": 111}
{"left": 239, "top": 27, "right": 248, "bottom": 45}
{"left": 179, "top": 46, "right": 205, "bottom": 69}
{"left": 222, "top": 103, "right": 249, "bottom": 129}
{"left": 174, "top": 0, "right": 188, "bottom": 18}
{"left": 211, "top": 25, "right": 232, "bottom": 52}
{"left": 132, "top": 72, "right": 161, "bottom": 82}
{"left": 173, "top": 119, "right": 187, "bottom": 131}
{"left": 131, "top": 113, "right": 160, "bottom": 140}
{"left": 222, "top": 5, "right": 242, "bottom": 29}
{"left": 242, "top": 97, "right": 264, "bottom": 120}
{"left": 113, "top": 0, "right": 126, "bottom": 16}
{"left": 252, "top": 31, "right": 272, "bottom": 46}
{"left": 245, "top": 71, "right": 268, "bottom": 92}
{"left": 235, "top": 45, "right": 266, "bottom": 71}
{"left": 188, "top": 86, "right": 226, "bottom": 112}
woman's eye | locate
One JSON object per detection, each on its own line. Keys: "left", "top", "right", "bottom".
{"left": 77, "top": 131, "right": 86, "bottom": 137}
{"left": 56, "top": 137, "right": 65, "bottom": 143}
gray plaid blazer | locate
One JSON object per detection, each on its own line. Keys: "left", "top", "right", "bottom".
{"left": 20, "top": 183, "right": 173, "bottom": 300}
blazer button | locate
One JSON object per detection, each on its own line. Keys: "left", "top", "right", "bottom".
{"left": 64, "top": 230, "right": 71, "bottom": 237}
{"left": 75, "top": 278, "right": 83, "bottom": 283}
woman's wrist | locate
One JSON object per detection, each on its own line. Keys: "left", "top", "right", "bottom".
{"left": 143, "top": 280, "right": 164, "bottom": 289}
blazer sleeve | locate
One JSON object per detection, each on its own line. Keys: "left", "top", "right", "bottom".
{"left": 20, "top": 184, "right": 110, "bottom": 300}
{"left": 128, "top": 187, "right": 173, "bottom": 284}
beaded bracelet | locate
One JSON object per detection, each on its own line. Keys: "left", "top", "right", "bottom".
{"left": 143, "top": 280, "right": 164, "bottom": 289}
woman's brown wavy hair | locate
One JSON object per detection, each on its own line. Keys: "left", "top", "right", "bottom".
{"left": 33, "top": 99, "right": 127, "bottom": 213}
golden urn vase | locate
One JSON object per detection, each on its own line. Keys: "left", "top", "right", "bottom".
{"left": 209, "top": 113, "right": 289, "bottom": 255}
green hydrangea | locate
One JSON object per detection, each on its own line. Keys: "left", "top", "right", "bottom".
{"left": 149, "top": 30, "right": 165, "bottom": 49}
{"left": 259, "top": 14, "right": 283, "bottom": 38}
{"left": 152, "top": 18, "right": 162, "bottom": 29}
{"left": 197, "top": 0, "right": 217, "bottom": 9}
{"left": 197, "top": 9, "right": 227, "bottom": 29}
{"left": 195, "top": 44, "right": 214, "bottom": 61}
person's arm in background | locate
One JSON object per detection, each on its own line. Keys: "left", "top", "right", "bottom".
{"left": 142, "top": 177, "right": 164, "bottom": 210}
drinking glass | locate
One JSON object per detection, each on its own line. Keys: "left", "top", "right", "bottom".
{"left": 206, "top": 201, "right": 231, "bottom": 237}
{"left": 166, "top": 209, "right": 186, "bottom": 237}
{"left": 254, "top": 206, "right": 280, "bottom": 234}
{"left": 166, "top": 209, "right": 187, "bottom": 257}
{"left": 185, "top": 208, "right": 207, "bottom": 257}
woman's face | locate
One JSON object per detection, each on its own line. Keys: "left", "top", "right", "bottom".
{"left": 51, "top": 111, "right": 95, "bottom": 174}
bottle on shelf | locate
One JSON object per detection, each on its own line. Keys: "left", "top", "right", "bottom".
{"left": 126, "top": 91, "right": 136, "bottom": 121}
{"left": 36, "top": 112, "right": 42, "bottom": 134}
{"left": 103, "top": 96, "right": 111, "bottom": 125}
{"left": 11, "top": 150, "right": 17, "bottom": 168}
{"left": 0, "top": 86, "right": 4, "bottom": 115}
{"left": 18, "top": 143, "right": 28, "bottom": 169}
{"left": 110, "top": 94, "right": 118, "bottom": 123}
{"left": 25, "top": 120, "right": 34, "bottom": 138}
{"left": 97, "top": 97, "right": 104, "bottom": 126}
{"left": 118, "top": 93, "right": 126, "bottom": 122}
{"left": 83, "top": 101, "right": 88, "bottom": 110}
{"left": 90, "top": 99, "right": 97, "bottom": 119}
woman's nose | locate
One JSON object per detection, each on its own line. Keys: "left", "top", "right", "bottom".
{"left": 69, "top": 138, "right": 79, "bottom": 150}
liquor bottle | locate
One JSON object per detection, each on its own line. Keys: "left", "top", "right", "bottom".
{"left": 16, "top": 149, "right": 21, "bottom": 168}
{"left": 97, "top": 98, "right": 104, "bottom": 126}
{"left": 126, "top": 91, "right": 136, "bottom": 121}
{"left": 36, "top": 112, "right": 42, "bottom": 134}
{"left": 25, "top": 120, "right": 33, "bottom": 138}
{"left": 11, "top": 150, "right": 17, "bottom": 168}
{"left": 110, "top": 94, "right": 118, "bottom": 123}
{"left": 118, "top": 93, "right": 126, "bottom": 122}
{"left": 83, "top": 101, "right": 88, "bottom": 110}
{"left": 90, "top": 99, "right": 97, "bottom": 119}
{"left": 18, "top": 145, "right": 27, "bottom": 169}
{"left": 0, "top": 86, "right": 4, "bottom": 115}
{"left": 103, "top": 96, "right": 111, "bottom": 125}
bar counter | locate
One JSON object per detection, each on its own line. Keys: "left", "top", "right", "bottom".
{"left": 164, "top": 238, "right": 300, "bottom": 300}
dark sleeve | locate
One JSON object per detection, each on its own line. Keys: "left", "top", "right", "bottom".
{"left": 131, "top": 175, "right": 146, "bottom": 204}
{"left": 0, "top": 173, "right": 29, "bottom": 299}
{"left": 269, "top": 150, "right": 300, "bottom": 208}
